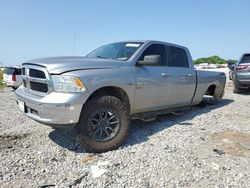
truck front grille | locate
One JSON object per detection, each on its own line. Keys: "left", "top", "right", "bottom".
{"left": 29, "top": 69, "right": 46, "bottom": 79}
{"left": 22, "top": 65, "right": 51, "bottom": 95}
{"left": 30, "top": 82, "right": 48, "bottom": 93}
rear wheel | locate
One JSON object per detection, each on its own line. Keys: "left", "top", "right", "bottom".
{"left": 76, "top": 96, "right": 130, "bottom": 153}
{"left": 233, "top": 84, "right": 240, "bottom": 94}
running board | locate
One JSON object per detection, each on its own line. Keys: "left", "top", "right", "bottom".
{"left": 131, "top": 106, "right": 192, "bottom": 122}
{"left": 133, "top": 114, "right": 157, "bottom": 122}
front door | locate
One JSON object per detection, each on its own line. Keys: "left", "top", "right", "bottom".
{"left": 133, "top": 43, "right": 170, "bottom": 113}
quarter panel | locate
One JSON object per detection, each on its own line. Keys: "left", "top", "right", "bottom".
{"left": 192, "top": 70, "right": 226, "bottom": 105}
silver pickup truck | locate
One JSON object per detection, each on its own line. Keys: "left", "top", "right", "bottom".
{"left": 15, "top": 40, "right": 226, "bottom": 152}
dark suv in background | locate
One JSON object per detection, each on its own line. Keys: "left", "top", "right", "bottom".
{"left": 232, "top": 53, "right": 250, "bottom": 93}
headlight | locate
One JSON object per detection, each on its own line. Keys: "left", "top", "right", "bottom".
{"left": 52, "top": 75, "right": 86, "bottom": 92}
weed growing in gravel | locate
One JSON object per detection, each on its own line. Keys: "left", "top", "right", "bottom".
{"left": 0, "top": 69, "right": 5, "bottom": 89}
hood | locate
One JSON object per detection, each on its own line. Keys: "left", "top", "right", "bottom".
{"left": 23, "top": 56, "right": 122, "bottom": 74}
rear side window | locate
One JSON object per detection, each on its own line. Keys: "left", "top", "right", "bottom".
{"left": 14, "top": 69, "right": 21, "bottom": 75}
{"left": 4, "top": 68, "right": 15, "bottom": 75}
{"left": 139, "top": 44, "right": 167, "bottom": 66}
{"left": 3, "top": 68, "right": 21, "bottom": 75}
{"left": 168, "top": 46, "right": 189, "bottom": 67}
{"left": 240, "top": 54, "right": 250, "bottom": 64}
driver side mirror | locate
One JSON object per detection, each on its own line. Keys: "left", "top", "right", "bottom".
{"left": 137, "top": 55, "right": 161, "bottom": 66}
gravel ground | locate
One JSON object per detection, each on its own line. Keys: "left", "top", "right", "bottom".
{"left": 1, "top": 70, "right": 250, "bottom": 188}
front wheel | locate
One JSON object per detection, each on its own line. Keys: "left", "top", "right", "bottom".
{"left": 76, "top": 96, "right": 130, "bottom": 153}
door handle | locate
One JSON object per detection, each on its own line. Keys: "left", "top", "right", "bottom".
{"left": 161, "top": 73, "right": 170, "bottom": 77}
{"left": 187, "top": 74, "right": 193, "bottom": 77}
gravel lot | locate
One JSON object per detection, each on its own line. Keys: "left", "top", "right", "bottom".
{"left": 1, "top": 69, "right": 250, "bottom": 188}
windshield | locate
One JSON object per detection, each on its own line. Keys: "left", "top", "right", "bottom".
{"left": 87, "top": 42, "right": 144, "bottom": 61}
{"left": 240, "top": 54, "right": 250, "bottom": 64}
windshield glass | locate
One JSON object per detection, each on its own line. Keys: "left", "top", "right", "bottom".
{"left": 240, "top": 54, "right": 250, "bottom": 64}
{"left": 87, "top": 42, "right": 144, "bottom": 61}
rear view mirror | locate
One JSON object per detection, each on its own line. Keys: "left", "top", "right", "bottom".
{"left": 137, "top": 55, "right": 161, "bottom": 66}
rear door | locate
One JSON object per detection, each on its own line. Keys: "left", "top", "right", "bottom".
{"left": 133, "top": 43, "right": 170, "bottom": 112}
{"left": 165, "top": 45, "right": 196, "bottom": 107}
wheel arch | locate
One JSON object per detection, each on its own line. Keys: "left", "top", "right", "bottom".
{"left": 205, "top": 84, "right": 216, "bottom": 96}
{"left": 205, "top": 83, "right": 224, "bottom": 100}
{"left": 86, "top": 86, "right": 131, "bottom": 113}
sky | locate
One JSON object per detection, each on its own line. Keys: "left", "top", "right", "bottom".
{"left": 0, "top": 0, "right": 250, "bottom": 66}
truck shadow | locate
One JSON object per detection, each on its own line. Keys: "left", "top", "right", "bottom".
{"left": 49, "top": 128, "right": 84, "bottom": 153}
{"left": 123, "top": 98, "right": 233, "bottom": 148}
{"left": 48, "top": 98, "right": 233, "bottom": 153}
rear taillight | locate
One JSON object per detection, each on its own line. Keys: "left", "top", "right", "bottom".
{"left": 236, "top": 65, "right": 248, "bottom": 71}
{"left": 12, "top": 74, "right": 16, "bottom": 81}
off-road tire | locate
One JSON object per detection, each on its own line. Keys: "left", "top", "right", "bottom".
{"left": 76, "top": 96, "right": 130, "bottom": 153}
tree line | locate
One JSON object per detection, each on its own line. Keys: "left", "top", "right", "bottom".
{"left": 194, "top": 56, "right": 237, "bottom": 65}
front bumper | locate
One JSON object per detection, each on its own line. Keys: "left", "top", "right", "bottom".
{"left": 15, "top": 86, "right": 89, "bottom": 127}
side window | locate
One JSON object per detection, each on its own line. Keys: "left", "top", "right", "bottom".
{"left": 15, "top": 69, "right": 21, "bottom": 75}
{"left": 169, "top": 46, "right": 189, "bottom": 67}
{"left": 139, "top": 44, "right": 167, "bottom": 66}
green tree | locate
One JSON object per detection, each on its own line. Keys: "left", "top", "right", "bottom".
{"left": 193, "top": 55, "right": 235, "bottom": 65}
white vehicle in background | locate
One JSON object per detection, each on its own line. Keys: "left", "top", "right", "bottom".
{"left": 209, "top": 64, "right": 218, "bottom": 69}
{"left": 198, "top": 63, "right": 210, "bottom": 69}
{"left": 197, "top": 64, "right": 219, "bottom": 69}
{"left": 3, "top": 66, "right": 22, "bottom": 89}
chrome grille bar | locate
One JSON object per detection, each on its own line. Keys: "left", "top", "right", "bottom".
{"left": 21, "top": 65, "right": 52, "bottom": 95}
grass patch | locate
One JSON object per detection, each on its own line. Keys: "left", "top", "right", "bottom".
{"left": 0, "top": 69, "right": 5, "bottom": 90}
{"left": 0, "top": 83, "right": 4, "bottom": 90}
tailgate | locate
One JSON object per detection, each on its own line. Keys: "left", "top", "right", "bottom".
{"left": 3, "top": 74, "right": 13, "bottom": 83}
